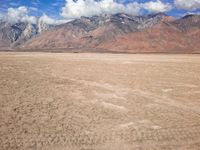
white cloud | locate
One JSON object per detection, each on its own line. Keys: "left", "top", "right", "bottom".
{"left": 3, "top": 1, "right": 181, "bottom": 26}
{"left": 175, "top": 0, "right": 200, "bottom": 10}
{"left": 7, "top": 6, "right": 37, "bottom": 24}
{"left": 143, "top": 0, "right": 172, "bottom": 13}
{"left": 39, "top": 14, "right": 70, "bottom": 25}
{"left": 60, "top": 0, "right": 173, "bottom": 19}
{"left": 61, "top": 0, "right": 142, "bottom": 19}
{"left": 5, "top": 6, "right": 68, "bottom": 25}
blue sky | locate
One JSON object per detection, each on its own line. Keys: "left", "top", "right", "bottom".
{"left": 0, "top": 0, "right": 200, "bottom": 24}
{"left": 0, "top": 0, "right": 66, "bottom": 17}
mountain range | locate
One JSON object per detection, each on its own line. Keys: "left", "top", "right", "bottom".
{"left": 0, "top": 13, "right": 200, "bottom": 53}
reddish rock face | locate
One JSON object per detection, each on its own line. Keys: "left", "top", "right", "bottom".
{"left": 99, "top": 21, "right": 200, "bottom": 53}
{"left": 1, "top": 13, "right": 200, "bottom": 53}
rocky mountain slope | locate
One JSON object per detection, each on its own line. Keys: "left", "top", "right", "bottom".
{"left": 0, "top": 13, "right": 200, "bottom": 53}
{"left": 23, "top": 13, "right": 169, "bottom": 49}
{"left": 100, "top": 15, "right": 200, "bottom": 53}
{"left": 0, "top": 20, "right": 53, "bottom": 49}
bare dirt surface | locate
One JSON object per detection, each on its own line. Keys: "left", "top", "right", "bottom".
{"left": 0, "top": 52, "right": 200, "bottom": 150}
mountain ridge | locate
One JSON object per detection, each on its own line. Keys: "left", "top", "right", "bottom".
{"left": 0, "top": 13, "right": 200, "bottom": 53}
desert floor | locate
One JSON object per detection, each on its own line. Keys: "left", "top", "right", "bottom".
{"left": 0, "top": 52, "right": 200, "bottom": 150}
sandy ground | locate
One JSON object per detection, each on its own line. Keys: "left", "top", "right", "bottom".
{"left": 0, "top": 52, "right": 200, "bottom": 150}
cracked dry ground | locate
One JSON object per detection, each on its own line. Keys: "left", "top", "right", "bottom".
{"left": 0, "top": 53, "right": 200, "bottom": 150}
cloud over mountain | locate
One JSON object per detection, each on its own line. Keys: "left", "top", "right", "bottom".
{"left": 175, "top": 0, "right": 200, "bottom": 10}
{"left": 61, "top": 0, "right": 173, "bottom": 19}
{"left": 7, "top": 6, "right": 37, "bottom": 24}
{"left": 61, "top": 0, "right": 142, "bottom": 19}
{"left": 143, "top": 0, "right": 172, "bottom": 13}
{"left": 4, "top": 6, "right": 68, "bottom": 25}
{"left": 1, "top": 0, "right": 200, "bottom": 24}
{"left": 39, "top": 14, "right": 69, "bottom": 25}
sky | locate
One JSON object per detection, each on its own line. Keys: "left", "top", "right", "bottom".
{"left": 0, "top": 0, "right": 200, "bottom": 24}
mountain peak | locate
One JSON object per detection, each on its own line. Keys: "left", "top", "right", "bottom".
{"left": 147, "top": 12, "right": 167, "bottom": 17}
{"left": 182, "top": 14, "right": 200, "bottom": 19}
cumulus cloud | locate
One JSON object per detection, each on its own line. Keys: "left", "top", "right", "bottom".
{"left": 3, "top": 1, "right": 180, "bottom": 25}
{"left": 175, "top": 0, "right": 200, "bottom": 10}
{"left": 39, "top": 14, "right": 70, "bottom": 25}
{"left": 61, "top": 0, "right": 142, "bottom": 19}
{"left": 143, "top": 0, "right": 172, "bottom": 13}
{"left": 7, "top": 6, "right": 37, "bottom": 24}
{"left": 60, "top": 0, "right": 173, "bottom": 19}
{"left": 5, "top": 6, "right": 68, "bottom": 25}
